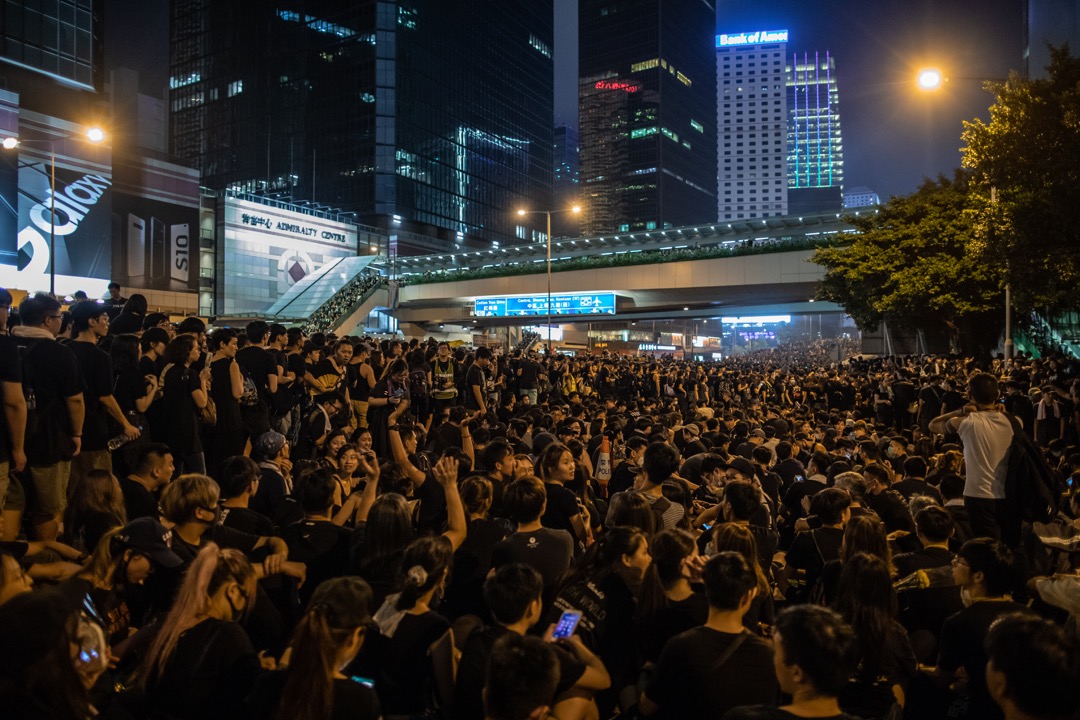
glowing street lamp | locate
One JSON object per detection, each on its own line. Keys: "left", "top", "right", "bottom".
{"left": 916, "top": 68, "right": 943, "bottom": 91}
{"left": 1, "top": 127, "right": 107, "bottom": 295}
{"left": 515, "top": 205, "right": 583, "bottom": 348}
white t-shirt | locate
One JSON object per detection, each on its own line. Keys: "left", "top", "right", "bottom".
{"left": 949, "top": 411, "right": 1014, "bottom": 499}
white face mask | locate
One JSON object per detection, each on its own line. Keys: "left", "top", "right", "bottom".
{"left": 959, "top": 587, "right": 973, "bottom": 608}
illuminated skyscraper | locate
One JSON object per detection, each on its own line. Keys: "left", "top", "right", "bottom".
{"left": 169, "top": 0, "right": 553, "bottom": 249}
{"left": 716, "top": 28, "right": 789, "bottom": 220}
{"left": 579, "top": 0, "right": 717, "bottom": 235}
{"left": 786, "top": 51, "right": 844, "bottom": 214}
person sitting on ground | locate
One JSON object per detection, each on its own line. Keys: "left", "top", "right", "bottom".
{"left": 454, "top": 563, "right": 609, "bottom": 720}
{"left": 721, "top": 605, "right": 861, "bottom": 720}
{"left": 640, "top": 551, "right": 779, "bottom": 718}
{"left": 984, "top": 613, "right": 1080, "bottom": 720}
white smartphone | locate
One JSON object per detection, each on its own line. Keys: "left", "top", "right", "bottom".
{"left": 170, "top": 223, "right": 190, "bottom": 283}
{"left": 127, "top": 214, "right": 145, "bottom": 277}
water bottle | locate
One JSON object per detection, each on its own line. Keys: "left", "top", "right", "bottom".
{"left": 108, "top": 413, "right": 144, "bottom": 452}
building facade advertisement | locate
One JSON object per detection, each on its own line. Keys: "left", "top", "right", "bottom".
{"left": 2, "top": 154, "right": 113, "bottom": 296}
{"left": 111, "top": 193, "right": 200, "bottom": 292}
{"left": 219, "top": 197, "right": 359, "bottom": 316}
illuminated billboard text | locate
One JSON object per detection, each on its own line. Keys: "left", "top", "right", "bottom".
{"left": 716, "top": 29, "right": 789, "bottom": 47}
{"left": 474, "top": 292, "right": 616, "bottom": 318}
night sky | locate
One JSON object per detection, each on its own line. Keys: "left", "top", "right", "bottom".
{"left": 110, "top": 0, "right": 1025, "bottom": 204}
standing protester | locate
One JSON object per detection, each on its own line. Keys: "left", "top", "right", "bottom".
{"left": 11, "top": 293, "right": 84, "bottom": 540}
{"left": 930, "top": 372, "right": 1017, "bottom": 546}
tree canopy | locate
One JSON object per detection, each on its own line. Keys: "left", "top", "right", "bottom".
{"left": 812, "top": 171, "right": 999, "bottom": 335}
{"left": 961, "top": 46, "right": 1080, "bottom": 312}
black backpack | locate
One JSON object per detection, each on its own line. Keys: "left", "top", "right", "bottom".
{"left": 409, "top": 367, "right": 430, "bottom": 399}
{"left": 1004, "top": 414, "right": 1063, "bottom": 523}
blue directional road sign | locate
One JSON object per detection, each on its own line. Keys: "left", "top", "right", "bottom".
{"left": 474, "top": 292, "right": 616, "bottom": 318}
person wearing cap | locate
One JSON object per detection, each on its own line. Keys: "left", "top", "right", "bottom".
{"left": 735, "top": 428, "right": 767, "bottom": 461}
{"left": 60, "top": 517, "right": 182, "bottom": 647}
{"left": 11, "top": 293, "right": 85, "bottom": 541}
{"left": 250, "top": 431, "right": 293, "bottom": 521}
{"left": 674, "top": 423, "right": 707, "bottom": 459}
{"left": 69, "top": 301, "right": 140, "bottom": 490}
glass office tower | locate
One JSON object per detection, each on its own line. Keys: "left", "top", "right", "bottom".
{"left": 170, "top": 0, "right": 553, "bottom": 248}
{"left": 579, "top": 0, "right": 717, "bottom": 236}
{"left": 786, "top": 50, "right": 844, "bottom": 214}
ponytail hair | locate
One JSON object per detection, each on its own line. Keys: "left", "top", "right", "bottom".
{"left": 139, "top": 543, "right": 255, "bottom": 688}
{"left": 394, "top": 536, "right": 453, "bottom": 612}
{"left": 275, "top": 577, "right": 374, "bottom": 720}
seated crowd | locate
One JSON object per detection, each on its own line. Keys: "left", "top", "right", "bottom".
{"left": 0, "top": 287, "right": 1079, "bottom": 720}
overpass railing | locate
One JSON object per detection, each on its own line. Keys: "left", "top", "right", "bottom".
{"left": 399, "top": 233, "right": 848, "bottom": 285}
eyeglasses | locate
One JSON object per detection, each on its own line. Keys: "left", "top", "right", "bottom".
{"left": 48, "top": 314, "right": 63, "bottom": 320}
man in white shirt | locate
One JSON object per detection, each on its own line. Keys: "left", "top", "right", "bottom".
{"left": 929, "top": 372, "right": 1017, "bottom": 546}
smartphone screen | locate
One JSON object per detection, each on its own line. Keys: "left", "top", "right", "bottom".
{"left": 349, "top": 675, "right": 375, "bottom": 688}
{"left": 552, "top": 610, "right": 582, "bottom": 639}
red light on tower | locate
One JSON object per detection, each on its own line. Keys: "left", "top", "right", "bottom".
{"left": 595, "top": 80, "right": 641, "bottom": 92}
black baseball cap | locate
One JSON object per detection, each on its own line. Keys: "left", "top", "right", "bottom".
{"left": 115, "top": 518, "right": 183, "bottom": 568}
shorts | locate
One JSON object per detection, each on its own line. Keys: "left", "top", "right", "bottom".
{"left": 352, "top": 400, "right": 369, "bottom": 429}
{"left": 0, "top": 460, "right": 24, "bottom": 512}
{"left": 26, "top": 461, "right": 71, "bottom": 515}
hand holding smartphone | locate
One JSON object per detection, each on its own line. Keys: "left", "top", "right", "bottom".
{"left": 551, "top": 610, "right": 582, "bottom": 640}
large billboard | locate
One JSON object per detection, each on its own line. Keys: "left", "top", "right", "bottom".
{"left": 111, "top": 192, "right": 200, "bottom": 292}
{"left": 474, "top": 292, "right": 617, "bottom": 318}
{"left": 220, "top": 197, "right": 359, "bottom": 315}
{"left": 3, "top": 153, "right": 113, "bottom": 297}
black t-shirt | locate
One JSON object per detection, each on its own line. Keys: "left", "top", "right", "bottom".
{"left": 0, "top": 335, "right": 21, "bottom": 463}
{"left": 517, "top": 359, "right": 542, "bottom": 388}
{"left": 145, "top": 617, "right": 261, "bottom": 720}
{"left": 281, "top": 518, "right": 351, "bottom": 603}
{"left": 113, "top": 367, "right": 149, "bottom": 417}
{"left": 236, "top": 346, "right": 277, "bottom": 398}
{"left": 864, "top": 488, "right": 914, "bottom": 533}
{"left": 160, "top": 364, "right": 202, "bottom": 455}
{"left": 220, "top": 505, "right": 274, "bottom": 536}
{"left": 639, "top": 592, "right": 710, "bottom": 663}
{"left": 491, "top": 528, "right": 574, "bottom": 600}
{"left": 786, "top": 527, "right": 844, "bottom": 587}
{"left": 120, "top": 476, "right": 159, "bottom": 521}
{"left": 938, "top": 600, "right": 1032, "bottom": 720}
{"left": 359, "top": 610, "right": 451, "bottom": 716}
{"left": 453, "top": 625, "right": 584, "bottom": 720}
{"left": 248, "top": 671, "right": 381, "bottom": 720}
{"left": 465, "top": 364, "right": 486, "bottom": 410}
{"left": 17, "top": 335, "right": 82, "bottom": 464}
{"left": 69, "top": 340, "right": 114, "bottom": 451}
{"left": 645, "top": 627, "right": 779, "bottom": 719}
{"left": 541, "top": 483, "right": 580, "bottom": 537}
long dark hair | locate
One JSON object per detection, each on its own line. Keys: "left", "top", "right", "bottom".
{"left": 395, "top": 536, "right": 453, "bottom": 611}
{"left": 275, "top": 577, "right": 374, "bottom": 720}
{"left": 832, "top": 553, "right": 899, "bottom": 679}
{"left": 562, "top": 526, "right": 646, "bottom": 591}
{"left": 637, "top": 529, "right": 695, "bottom": 625}
{"left": 109, "top": 333, "right": 141, "bottom": 374}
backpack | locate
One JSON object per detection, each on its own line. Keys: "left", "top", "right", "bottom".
{"left": 649, "top": 495, "right": 672, "bottom": 531}
{"left": 1004, "top": 414, "right": 1063, "bottom": 523}
{"left": 238, "top": 368, "right": 260, "bottom": 407}
{"left": 409, "top": 368, "right": 430, "bottom": 399}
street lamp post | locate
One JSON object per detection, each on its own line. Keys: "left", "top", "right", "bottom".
{"left": 516, "top": 205, "right": 581, "bottom": 350}
{"left": 2, "top": 127, "right": 107, "bottom": 296}
{"left": 916, "top": 68, "right": 1014, "bottom": 362}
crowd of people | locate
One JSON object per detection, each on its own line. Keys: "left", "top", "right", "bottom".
{"left": 1, "top": 285, "right": 1079, "bottom": 720}
{"left": 304, "top": 272, "right": 385, "bottom": 334}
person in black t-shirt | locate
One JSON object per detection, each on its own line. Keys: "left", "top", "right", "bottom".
{"left": 281, "top": 468, "right": 353, "bottom": 605}
{"left": 721, "top": 605, "right": 861, "bottom": 720}
{"left": 236, "top": 321, "right": 279, "bottom": 440}
{"left": 0, "top": 291, "right": 25, "bottom": 539}
{"left": 454, "top": 563, "right": 605, "bottom": 720}
{"left": 218, "top": 456, "right": 275, "bottom": 536}
{"left": 120, "top": 442, "right": 174, "bottom": 521}
{"left": 249, "top": 576, "right": 380, "bottom": 720}
{"left": 465, "top": 347, "right": 493, "bottom": 413}
{"left": 12, "top": 293, "right": 85, "bottom": 541}
{"left": 492, "top": 477, "right": 574, "bottom": 604}
{"left": 641, "top": 552, "right": 778, "bottom": 719}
